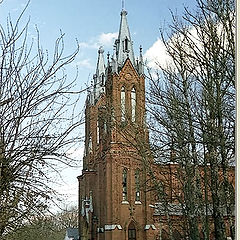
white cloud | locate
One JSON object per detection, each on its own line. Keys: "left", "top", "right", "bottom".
{"left": 78, "top": 32, "right": 118, "bottom": 51}
{"left": 78, "top": 41, "right": 98, "bottom": 49}
{"left": 75, "top": 58, "right": 94, "bottom": 69}
{"left": 144, "top": 20, "right": 234, "bottom": 75}
{"left": 143, "top": 27, "right": 203, "bottom": 71}
{"left": 98, "top": 32, "right": 118, "bottom": 47}
{"left": 144, "top": 38, "right": 171, "bottom": 69}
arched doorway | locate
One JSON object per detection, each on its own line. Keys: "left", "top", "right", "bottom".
{"left": 128, "top": 221, "right": 136, "bottom": 240}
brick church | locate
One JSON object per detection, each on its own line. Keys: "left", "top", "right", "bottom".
{"left": 78, "top": 8, "right": 157, "bottom": 240}
{"left": 77, "top": 7, "right": 235, "bottom": 240}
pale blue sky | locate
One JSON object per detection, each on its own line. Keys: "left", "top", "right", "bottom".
{"left": 0, "top": 0, "right": 196, "bottom": 208}
{"left": 1, "top": 0, "right": 196, "bottom": 87}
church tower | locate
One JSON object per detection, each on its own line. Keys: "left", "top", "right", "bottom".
{"left": 78, "top": 8, "right": 156, "bottom": 240}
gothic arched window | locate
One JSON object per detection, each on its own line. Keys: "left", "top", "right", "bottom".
{"left": 124, "top": 38, "right": 128, "bottom": 51}
{"left": 131, "top": 87, "right": 136, "bottom": 122}
{"left": 121, "top": 86, "right": 126, "bottom": 122}
{"left": 122, "top": 168, "right": 128, "bottom": 201}
{"left": 97, "top": 120, "right": 99, "bottom": 144}
{"left": 101, "top": 74, "right": 104, "bottom": 86}
{"left": 88, "top": 136, "right": 92, "bottom": 154}
{"left": 103, "top": 120, "right": 107, "bottom": 133}
{"left": 135, "top": 169, "right": 140, "bottom": 201}
{"left": 128, "top": 222, "right": 136, "bottom": 240}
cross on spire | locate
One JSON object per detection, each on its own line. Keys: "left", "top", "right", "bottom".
{"left": 122, "top": 0, "right": 125, "bottom": 10}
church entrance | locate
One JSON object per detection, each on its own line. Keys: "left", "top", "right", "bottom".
{"left": 128, "top": 222, "right": 136, "bottom": 240}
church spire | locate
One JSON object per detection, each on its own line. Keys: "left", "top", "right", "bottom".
{"left": 115, "top": 9, "right": 135, "bottom": 69}
{"left": 93, "top": 46, "right": 105, "bottom": 102}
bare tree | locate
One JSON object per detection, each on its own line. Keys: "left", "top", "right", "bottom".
{"left": 0, "top": 3, "right": 84, "bottom": 236}
{"left": 146, "top": 0, "right": 235, "bottom": 239}
{"left": 3, "top": 206, "right": 78, "bottom": 240}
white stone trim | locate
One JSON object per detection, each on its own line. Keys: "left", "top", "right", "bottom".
{"left": 121, "top": 200, "right": 129, "bottom": 204}
{"left": 97, "top": 227, "right": 104, "bottom": 233}
{"left": 144, "top": 224, "right": 156, "bottom": 230}
{"left": 135, "top": 201, "right": 142, "bottom": 205}
{"left": 104, "top": 225, "right": 122, "bottom": 231}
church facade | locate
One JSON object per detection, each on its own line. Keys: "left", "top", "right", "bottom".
{"left": 78, "top": 9, "right": 157, "bottom": 240}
